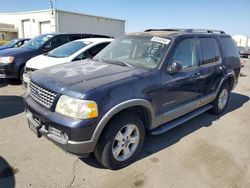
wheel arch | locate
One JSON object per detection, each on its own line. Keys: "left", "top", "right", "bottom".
{"left": 91, "top": 99, "right": 155, "bottom": 145}
{"left": 216, "top": 72, "right": 236, "bottom": 95}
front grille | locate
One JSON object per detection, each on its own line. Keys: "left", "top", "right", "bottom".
{"left": 25, "top": 67, "right": 37, "bottom": 75}
{"left": 26, "top": 67, "right": 37, "bottom": 72}
{"left": 29, "top": 81, "right": 57, "bottom": 109}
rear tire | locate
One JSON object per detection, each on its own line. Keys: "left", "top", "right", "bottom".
{"left": 210, "top": 83, "right": 230, "bottom": 114}
{"left": 94, "top": 113, "right": 145, "bottom": 170}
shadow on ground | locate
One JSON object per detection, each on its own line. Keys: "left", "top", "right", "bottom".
{"left": 0, "top": 156, "right": 16, "bottom": 188}
{"left": 0, "top": 96, "right": 24, "bottom": 119}
{"left": 81, "top": 92, "right": 249, "bottom": 169}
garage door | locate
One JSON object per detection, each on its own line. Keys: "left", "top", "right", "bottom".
{"left": 22, "top": 20, "right": 31, "bottom": 38}
{"left": 40, "top": 21, "right": 51, "bottom": 34}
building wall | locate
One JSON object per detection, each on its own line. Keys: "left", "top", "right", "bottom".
{"left": 0, "top": 10, "right": 55, "bottom": 38}
{"left": 232, "top": 34, "right": 249, "bottom": 48}
{"left": 57, "top": 11, "right": 125, "bottom": 38}
{"left": 0, "top": 23, "right": 18, "bottom": 40}
{"left": 0, "top": 31, "right": 17, "bottom": 40}
{"left": 0, "top": 9, "right": 125, "bottom": 39}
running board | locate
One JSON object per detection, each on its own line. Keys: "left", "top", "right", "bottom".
{"left": 150, "top": 104, "right": 213, "bottom": 135}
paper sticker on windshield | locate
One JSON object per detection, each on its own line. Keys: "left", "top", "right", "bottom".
{"left": 151, "top": 37, "right": 170, "bottom": 45}
{"left": 46, "top": 35, "right": 54, "bottom": 38}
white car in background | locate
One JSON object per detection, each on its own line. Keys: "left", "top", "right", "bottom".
{"left": 23, "top": 38, "right": 113, "bottom": 85}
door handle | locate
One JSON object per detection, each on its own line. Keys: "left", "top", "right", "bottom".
{"left": 191, "top": 72, "right": 201, "bottom": 78}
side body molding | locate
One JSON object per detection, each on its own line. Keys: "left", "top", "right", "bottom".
{"left": 91, "top": 99, "right": 156, "bottom": 144}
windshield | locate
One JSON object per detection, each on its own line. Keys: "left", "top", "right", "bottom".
{"left": 22, "top": 34, "right": 54, "bottom": 49}
{"left": 47, "top": 41, "right": 90, "bottom": 58}
{"left": 93, "top": 35, "right": 171, "bottom": 69}
{"left": 2, "top": 39, "right": 18, "bottom": 47}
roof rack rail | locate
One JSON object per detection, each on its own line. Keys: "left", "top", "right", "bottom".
{"left": 145, "top": 29, "right": 226, "bottom": 34}
{"left": 144, "top": 29, "right": 188, "bottom": 32}
{"left": 186, "top": 29, "right": 226, "bottom": 34}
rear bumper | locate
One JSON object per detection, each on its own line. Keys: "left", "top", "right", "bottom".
{"left": 23, "top": 93, "right": 99, "bottom": 156}
{"left": 240, "top": 53, "right": 250, "bottom": 58}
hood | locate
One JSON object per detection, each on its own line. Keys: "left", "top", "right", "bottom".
{"left": 0, "top": 46, "right": 10, "bottom": 50}
{"left": 26, "top": 54, "right": 69, "bottom": 70}
{"left": 31, "top": 59, "right": 149, "bottom": 98}
{"left": 0, "top": 47, "right": 36, "bottom": 57}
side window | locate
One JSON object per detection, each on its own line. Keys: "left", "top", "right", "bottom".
{"left": 171, "top": 38, "right": 198, "bottom": 69}
{"left": 200, "top": 38, "right": 221, "bottom": 65}
{"left": 50, "top": 36, "right": 69, "bottom": 49}
{"left": 14, "top": 41, "right": 23, "bottom": 47}
{"left": 89, "top": 42, "right": 110, "bottom": 57}
{"left": 73, "top": 51, "right": 88, "bottom": 61}
{"left": 69, "top": 35, "right": 82, "bottom": 41}
{"left": 221, "top": 37, "right": 239, "bottom": 58}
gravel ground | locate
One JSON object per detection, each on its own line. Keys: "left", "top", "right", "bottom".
{"left": 0, "top": 58, "right": 250, "bottom": 188}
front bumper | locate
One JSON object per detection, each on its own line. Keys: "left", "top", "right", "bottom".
{"left": 22, "top": 73, "right": 30, "bottom": 88}
{"left": 23, "top": 93, "right": 99, "bottom": 156}
{"left": 0, "top": 63, "right": 18, "bottom": 79}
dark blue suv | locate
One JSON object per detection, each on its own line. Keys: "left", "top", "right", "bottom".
{"left": 23, "top": 29, "right": 240, "bottom": 169}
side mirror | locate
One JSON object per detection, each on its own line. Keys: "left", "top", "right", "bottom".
{"left": 43, "top": 44, "right": 51, "bottom": 52}
{"left": 166, "top": 61, "right": 183, "bottom": 75}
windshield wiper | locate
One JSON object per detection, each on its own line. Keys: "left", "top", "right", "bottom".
{"left": 100, "top": 58, "right": 133, "bottom": 68}
{"left": 47, "top": 54, "right": 60, "bottom": 58}
{"left": 115, "top": 60, "right": 134, "bottom": 67}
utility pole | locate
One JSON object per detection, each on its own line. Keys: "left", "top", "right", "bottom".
{"left": 49, "top": 0, "right": 54, "bottom": 15}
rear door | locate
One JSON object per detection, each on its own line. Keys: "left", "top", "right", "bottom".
{"left": 198, "top": 37, "right": 224, "bottom": 96}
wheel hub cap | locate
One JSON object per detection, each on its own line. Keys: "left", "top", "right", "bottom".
{"left": 112, "top": 124, "right": 140, "bottom": 162}
{"left": 218, "top": 89, "right": 228, "bottom": 110}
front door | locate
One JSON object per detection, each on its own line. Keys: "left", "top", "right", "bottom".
{"left": 160, "top": 37, "right": 204, "bottom": 122}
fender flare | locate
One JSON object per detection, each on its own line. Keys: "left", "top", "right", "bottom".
{"left": 91, "top": 99, "right": 156, "bottom": 144}
{"left": 215, "top": 71, "right": 236, "bottom": 95}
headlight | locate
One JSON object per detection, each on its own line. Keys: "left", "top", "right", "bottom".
{"left": 0, "top": 56, "right": 14, "bottom": 64}
{"left": 55, "top": 95, "right": 98, "bottom": 119}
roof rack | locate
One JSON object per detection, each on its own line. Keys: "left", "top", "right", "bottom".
{"left": 145, "top": 29, "right": 226, "bottom": 34}
{"left": 145, "top": 29, "right": 188, "bottom": 32}
{"left": 187, "top": 29, "right": 226, "bottom": 34}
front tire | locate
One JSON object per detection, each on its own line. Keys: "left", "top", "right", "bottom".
{"left": 19, "top": 66, "right": 25, "bottom": 82}
{"left": 94, "top": 113, "right": 145, "bottom": 170}
{"left": 210, "top": 83, "right": 230, "bottom": 114}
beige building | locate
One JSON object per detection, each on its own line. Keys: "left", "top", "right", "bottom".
{"left": 232, "top": 34, "right": 250, "bottom": 48}
{"left": 0, "top": 9, "right": 125, "bottom": 39}
{"left": 0, "top": 22, "right": 18, "bottom": 40}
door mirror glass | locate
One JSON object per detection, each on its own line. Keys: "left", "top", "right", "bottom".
{"left": 166, "top": 61, "right": 183, "bottom": 75}
{"left": 44, "top": 43, "right": 51, "bottom": 52}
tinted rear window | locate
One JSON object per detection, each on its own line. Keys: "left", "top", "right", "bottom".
{"left": 220, "top": 37, "right": 239, "bottom": 57}
{"left": 200, "top": 38, "right": 220, "bottom": 64}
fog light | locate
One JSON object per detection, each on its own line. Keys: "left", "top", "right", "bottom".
{"left": 48, "top": 126, "right": 69, "bottom": 143}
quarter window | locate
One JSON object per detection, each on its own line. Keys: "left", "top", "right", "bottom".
{"left": 89, "top": 42, "right": 110, "bottom": 57}
{"left": 200, "top": 38, "right": 221, "bottom": 65}
{"left": 171, "top": 38, "right": 198, "bottom": 69}
{"left": 221, "top": 37, "right": 239, "bottom": 58}
{"left": 50, "top": 36, "right": 69, "bottom": 49}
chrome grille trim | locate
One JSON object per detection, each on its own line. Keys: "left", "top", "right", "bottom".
{"left": 29, "top": 81, "right": 57, "bottom": 109}
{"left": 26, "top": 67, "right": 37, "bottom": 72}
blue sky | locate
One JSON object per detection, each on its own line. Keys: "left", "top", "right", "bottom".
{"left": 0, "top": 0, "right": 249, "bottom": 36}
